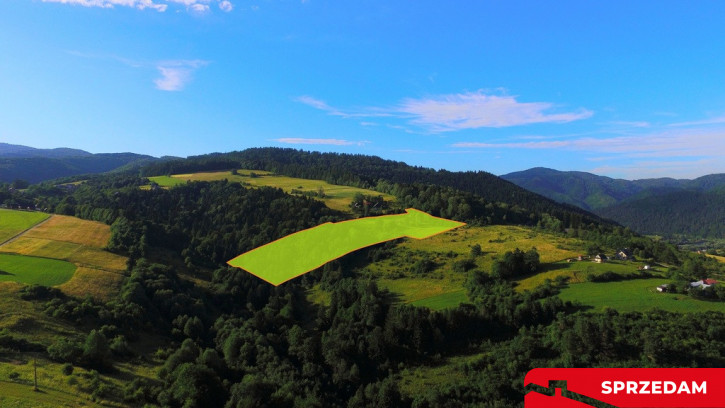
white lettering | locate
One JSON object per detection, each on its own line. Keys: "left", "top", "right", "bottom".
{"left": 602, "top": 381, "right": 612, "bottom": 394}
{"left": 678, "top": 381, "right": 690, "bottom": 394}
{"left": 614, "top": 382, "right": 625, "bottom": 393}
{"left": 664, "top": 381, "right": 676, "bottom": 394}
{"left": 692, "top": 381, "right": 706, "bottom": 394}
{"left": 639, "top": 381, "right": 650, "bottom": 394}
{"left": 627, "top": 381, "right": 637, "bottom": 394}
{"left": 602, "top": 380, "right": 707, "bottom": 395}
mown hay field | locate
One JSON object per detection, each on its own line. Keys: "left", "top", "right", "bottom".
{"left": 0, "top": 209, "right": 49, "bottom": 243}
{"left": 147, "top": 170, "right": 395, "bottom": 212}
{"left": 0, "top": 215, "right": 127, "bottom": 300}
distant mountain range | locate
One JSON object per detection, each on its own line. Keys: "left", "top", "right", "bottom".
{"left": 502, "top": 168, "right": 725, "bottom": 239}
{"left": 3, "top": 142, "right": 722, "bottom": 239}
{"left": 0, "top": 142, "right": 171, "bottom": 183}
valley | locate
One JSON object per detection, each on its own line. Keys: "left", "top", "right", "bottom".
{"left": 0, "top": 148, "right": 723, "bottom": 407}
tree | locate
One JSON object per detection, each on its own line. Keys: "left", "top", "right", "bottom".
{"left": 81, "top": 330, "right": 112, "bottom": 370}
{"left": 470, "top": 243, "right": 482, "bottom": 257}
{"left": 11, "top": 179, "right": 29, "bottom": 189}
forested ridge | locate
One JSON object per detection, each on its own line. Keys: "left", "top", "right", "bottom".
{"left": 1, "top": 150, "right": 724, "bottom": 407}
{"left": 596, "top": 189, "right": 725, "bottom": 239}
{"left": 141, "top": 147, "right": 602, "bottom": 227}
{"left": 502, "top": 167, "right": 725, "bottom": 239}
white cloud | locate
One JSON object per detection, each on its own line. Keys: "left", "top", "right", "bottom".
{"left": 296, "top": 91, "right": 591, "bottom": 132}
{"left": 154, "top": 60, "right": 208, "bottom": 91}
{"left": 41, "top": 0, "right": 234, "bottom": 13}
{"left": 452, "top": 128, "right": 725, "bottom": 159}
{"left": 219, "top": 0, "right": 233, "bottom": 12}
{"left": 398, "top": 92, "right": 593, "bottom": 131}
{"left": 273, "top": 138, "right": 370, "bottom": 146}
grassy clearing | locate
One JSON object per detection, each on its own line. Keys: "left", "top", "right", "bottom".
{"left": 147, "top": 170, "right": 395, "bottom": 212}
{"left": 516, "top": 259, "right": 655, "bottom": 291}
{"left": 0, "top": 280, "right": 160, "bottom": 407}
{"left": 0, "top": 355, "right": 159, "bottom": 408}
{"left": 58, "top": 267, "right": 125, "bottom": 301}
{"left": 367, "top": 225, "right": 587, "bottom": 309}
{"left": 0, "top": 209, "right": 49, "bottom": 244}
{"left": 558, "top": 278, "right": 725, "bottom": 313}
{"left": 0, "top": 254, "right": 76, "bottom": 286}
{"left": 707, "top": 254, "right": 725, "bottom": 263}
{"left": 410, "top": 290, "right": 468, "bottom": 309}
{"left": 22, "top": 215, "right": 111, "bottom": 248}
{"left": 0, "top": 215, "right": 127, "bottom": 300}
{"left": 397, "top": 353, "right": 485, "bottom": 398}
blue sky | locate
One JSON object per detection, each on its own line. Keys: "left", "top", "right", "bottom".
{"left": 2, "top": 1, "right": 725, "bottom": 179}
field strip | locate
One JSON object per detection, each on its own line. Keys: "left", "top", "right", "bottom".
{"left": 0, "top": 379, "right": 102, "bottom": 407}
{"left": 0, "top": 215, "right": 51, "bottom": 247}
{"left": 406, "top": 289, "right": 465, "bottom": 304}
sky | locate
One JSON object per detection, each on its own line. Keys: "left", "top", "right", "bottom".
{"left": 2, "top": 1, "right": 725, "bottom": 179}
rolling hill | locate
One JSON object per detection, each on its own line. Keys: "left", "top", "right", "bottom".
{"left": 0, "top": 143, "right": 166, "bottom": 184}
{"left": 502, "top": 167, "right": 725, "bottom": 239}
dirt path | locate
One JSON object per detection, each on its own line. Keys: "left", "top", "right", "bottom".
{"left": 0, "top": 215, "right": 53, "bottom": 248}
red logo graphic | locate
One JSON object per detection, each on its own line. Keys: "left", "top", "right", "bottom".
{"left": 524, "top": 368, "right": 725, "bottom": 407}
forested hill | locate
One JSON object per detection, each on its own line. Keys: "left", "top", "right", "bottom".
{"left": 0, "top": 143, "right": 169, "bottom": 183}
{"left": 502, "top": 167, "right": 725, "bottom": 239}
{"left": 141, "top": 147, "right": 603, "bottom": 227}
{"left": 502, "top": 167, "right": 725, "bottom": 211}
{"left": 597, "top": 189, "right": 725, "bottom": 238}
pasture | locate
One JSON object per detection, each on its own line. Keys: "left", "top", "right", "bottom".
{"left": 146, "top": 170, "right": 395, "bottom": 212}
{"left": 0, "top": 209, "right": 48, "bottom": 243}
{"left": 0, "top": 215, "right": 127, "bottom": 300}
{"left": 369, "top": 225, "right": 587, "bottom": 309}
{"left": 0, "top": 254, "right": 75, "bottom": 286}
{"left": 515, "top": 259, "right": 655, "bottom": 291}
{"left": 558, "top": 278, "right": 725, "bottom": 313}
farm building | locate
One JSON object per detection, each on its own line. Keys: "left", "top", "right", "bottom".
{"left": 657, "top": 284, "right": 670, "bottom": 292}
{"left": 616, "top": 248, "right": 634, "bottom": 260}
{"left": 594, "top": 254, "right": 608, "bottom": 263}
{"left": 690, "top": 279, "right": 718, "bottom": 289}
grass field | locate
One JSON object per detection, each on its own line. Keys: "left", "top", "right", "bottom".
{"left": 0, "top": 254, "right": 76, "bottom": 286}
{"left": 0, "top": 214, "right": 127, "bottom": 300}
{"left": 229, "top": 209, "right": 464, "bottom": 285}
{"left": 397, "top": 353, "right": 485, "bottom": 398}
{"left": 558, "top": 278, "right": 725, "bottom": 313}
{"left": 146, "top": 170, "right": 395, "bottom": 212}
{"left": 367, "top": 225, "right": 588, "bottom": 309}
{"left": 515, "top": 259, "right": 656, "bottom": 291}
{"left": 0, "top": 209, "right": 49, "bottom": 244}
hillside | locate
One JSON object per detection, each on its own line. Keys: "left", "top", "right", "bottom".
{"left": 1, "top": 151, "right": 724, "bottom": 407}
{"left": 142, "top": 148, "right": 604, "bottom": 227}
{"left": 0, "top": 143, "right": 163, "bottom": 184}
{"left": 502, "top": 167, "right": 725, "bottom": 239}
{"left": 0, "top": 142, "right": 92, "bottom": 159}
{"left": 597, "top": 189, "right": 725, "bottom": 239}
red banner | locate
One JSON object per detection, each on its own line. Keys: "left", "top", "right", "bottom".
{"left": 525, "top": 368, "right": 725, "bottom": 407}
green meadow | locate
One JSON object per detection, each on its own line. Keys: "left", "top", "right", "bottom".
{"left": 0, "top": 254, "right": 76, "bottom": 286}
{"left": 0, "top": 209, "right": 49, "bottom": 243}
{"left": 366, "top": 225, "right": 587, "bottom": 309}
{"left": 558, "top": 278, "right": 725, "bottom": 313}
{"left": 146, "top": 170, "right": 395, "bottom": 212}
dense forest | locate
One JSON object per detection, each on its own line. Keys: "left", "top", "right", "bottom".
{"left": 141, "top": 148, "right": 602, "bottom": 226}
{"left": 1, "top": 150, "right": 724, "bottom": 407}
{"left": 502, "top": 167, "right": 725, "bottom": 239}
{"left": 597, "top": 189, "right": 725, "bottom": 239}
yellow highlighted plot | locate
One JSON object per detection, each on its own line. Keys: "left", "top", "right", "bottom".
{"left": 228, "top": 208, "right": 465, "bottom": 286}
